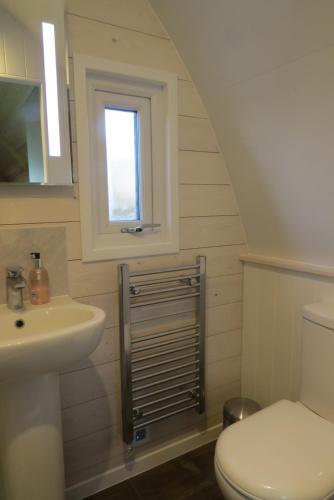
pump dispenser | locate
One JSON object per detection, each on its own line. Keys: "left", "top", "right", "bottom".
{"left": 28, "top": 252, "right": 50, "bottom": 305}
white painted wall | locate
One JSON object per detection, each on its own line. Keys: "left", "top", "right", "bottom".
{"left": 150, "top": 0, "right": 334, "bottom": 266}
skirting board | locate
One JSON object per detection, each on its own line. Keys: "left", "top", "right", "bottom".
{"left": 66, "top": 423, "right": 222, "bottom": 500}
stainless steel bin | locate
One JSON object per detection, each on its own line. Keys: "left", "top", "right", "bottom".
{"left": 223, "top": 397, "right": 261, "bottom": 429}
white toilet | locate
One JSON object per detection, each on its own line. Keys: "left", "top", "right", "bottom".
{"left": 215, "top": 302, "right": 334, "bottom": 500}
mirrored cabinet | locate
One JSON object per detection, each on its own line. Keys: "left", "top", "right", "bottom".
{"left": 0, "top": 0, "right": 72, "bottom": 185}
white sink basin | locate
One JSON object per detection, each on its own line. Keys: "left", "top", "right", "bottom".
{"left": 0, "top": 295, "right": 105, "bottom": 381}
{"left": 0, "top": 295, "right": 105, "bottom": 500}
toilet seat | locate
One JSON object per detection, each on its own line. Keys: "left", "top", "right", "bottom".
{"left": 215, "top": 400, "right": 334, "bottom": 500}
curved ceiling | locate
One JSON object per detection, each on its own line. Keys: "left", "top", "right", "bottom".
{"left": 150, "top": 0, "right": 334, "bottom": 266}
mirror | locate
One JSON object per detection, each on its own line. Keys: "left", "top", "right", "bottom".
{"left": 0, "top": 80, "right": 44, "bottom": 184}
{"left": 0, "top": 0, "right": 72, "bottom": 185}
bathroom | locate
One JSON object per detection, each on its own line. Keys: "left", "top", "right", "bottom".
{"left": 1, "top": 0, "right": 334, "bottom": 499}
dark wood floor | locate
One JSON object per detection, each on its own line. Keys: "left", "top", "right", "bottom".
{"left": 86, "top": 441, "right": 222, "bottom": 500}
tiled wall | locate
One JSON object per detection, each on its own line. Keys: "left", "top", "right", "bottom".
{"left": 0, "top": 0, "right": 246, "bottom": 489}
{"left": 0, "top": 226, "right": 67, "bottom": 303}
{"left": 242, "top": 262, "right": 334, "bottom": 408}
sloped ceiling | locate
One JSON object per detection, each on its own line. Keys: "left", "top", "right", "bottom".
{"left": 150, "top": 0, "right": 334, "bottom": 266}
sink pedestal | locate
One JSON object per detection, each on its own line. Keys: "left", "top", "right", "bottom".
{"left": 0, "top": 373, "right": 65, "bottom": 500}
{"left": 0, "top": 295, "right": 106, "bottom": 499}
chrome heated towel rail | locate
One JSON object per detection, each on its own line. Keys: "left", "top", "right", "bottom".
{"left": 119, "top": 256, "right": 206, "bottom": 445}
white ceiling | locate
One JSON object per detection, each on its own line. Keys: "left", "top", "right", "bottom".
{"left": 150, "top": 0, "right": 334, "bottom": 265}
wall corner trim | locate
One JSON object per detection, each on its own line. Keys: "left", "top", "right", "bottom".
{"left": 240, "top": 253, "right": 334, "bottom": 279}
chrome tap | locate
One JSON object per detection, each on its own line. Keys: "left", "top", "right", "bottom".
{"left": 6, "top": 266, "right": 26, "bottom": 311}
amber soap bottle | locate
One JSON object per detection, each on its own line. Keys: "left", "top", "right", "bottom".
{"left": 28, "top": 252, "right": 50, "bottom": 305}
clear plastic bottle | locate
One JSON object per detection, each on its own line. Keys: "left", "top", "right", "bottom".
{"left": 28, "top": 252, "right": 50, "bottom": 305}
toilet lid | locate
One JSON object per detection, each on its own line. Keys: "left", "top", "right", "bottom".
{"left": 215, "top": 400, "right": 334, "bottom": 500}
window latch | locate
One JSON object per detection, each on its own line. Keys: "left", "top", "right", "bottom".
{"left": 121, "top": 223, "right": 161, "bottom": 234}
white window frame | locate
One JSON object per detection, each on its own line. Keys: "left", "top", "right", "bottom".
{"left": 73, "top": 54, "right": 179, "bottom": 262}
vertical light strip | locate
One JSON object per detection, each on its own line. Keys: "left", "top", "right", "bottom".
{"left": 42, "top": 22, "right": 61, "bottom": 157}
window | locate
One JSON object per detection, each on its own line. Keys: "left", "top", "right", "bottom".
{"left": 105, "top": 108, "right": 140, "bottom": 222}
{"left": 74, "top": 55, "right": 178, "bottom": 261}
{"left": 92, "top": 88, "right": 153, "bottom": 237}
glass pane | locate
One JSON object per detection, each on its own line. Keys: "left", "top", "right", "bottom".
{"left": 105, "top": 108, "right": 140, "bottom": 222}
{"left": 0, "top": 81, "right": 44, "bottom": 184}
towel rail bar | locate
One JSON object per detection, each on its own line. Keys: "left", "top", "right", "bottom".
{"left": 133, "top": 403, "right": 199, "bottom": 429}
{"left": 132, "top": 346, "right": 199, "bottom": 366}
{"left": 133, "top": 369, "right": 199, "bottom": 393}
{"left": 133, "top": 386, "right": 200, "bottom": 411}
{"left": 137, "top": 396, "right": 196, "bottom": 419}
{"left": 131, "top": 324, "right": 199, "bottom": 344}
{"left": 133, "top": 378, "right": 200, "bottom": 402}
{"left": 132, "top": 352, "right": 199, "bottom": 374}
{"left": 130, "top": 283, "right": 199, "bottom": 297}
{"left": 132, "top": 334, "right": 199, "bottom": 353}
{"left": 133, "top": 273, "right": 200, "bottom": 287}
{"left": 132, "top": 360, "right": 199, "bottom": 384}
{"left": 130, "top": 309, "right": 196, "bottom": 326}
{"left": 130, "top": 292, "right": 200, "bottom": 308}
{"left": 129, "top": 264, "right": 200, "bottom": 277}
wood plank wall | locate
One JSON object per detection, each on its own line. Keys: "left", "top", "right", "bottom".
{"left": 242, "top": 262, "right": 334, "bottom": 409}
{"left": 0, "top": 7, "right": 42, "bottom": 80}
{"left": 0, "top": 0, "right": 246, "bottom": 487}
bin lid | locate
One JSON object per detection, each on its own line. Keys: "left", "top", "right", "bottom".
{"left": 224, "top": 397, "right": 261, "bottom": 420}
